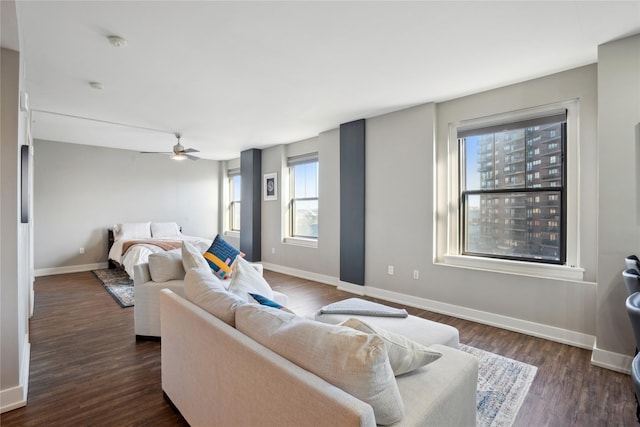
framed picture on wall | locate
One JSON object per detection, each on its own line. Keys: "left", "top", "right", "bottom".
{"left": 264, "top": 172, "right": 277, "bottom": 201}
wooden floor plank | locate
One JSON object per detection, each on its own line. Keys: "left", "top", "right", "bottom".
{"left": 0, "top": 269, "right": 636, "bottom": 426}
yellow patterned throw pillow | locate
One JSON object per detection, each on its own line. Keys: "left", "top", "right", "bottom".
{"left": 203, "top": 234, "right": 242, "bottom": 279}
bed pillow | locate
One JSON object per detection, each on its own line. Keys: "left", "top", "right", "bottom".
{"left": 148, "top": 250, "right": 185, "bottom": 282}
{"left": 182, "top": 241, "right": 210, "bottom": 271}
{"left": 340, "top": 318, "right": 442, "bottom": 376}
{"left": 235, "top": 304, "right": 404, "bottom": 425}
{"left": 228, "top": 256, "right": 274, "bottom": 301}
{"left": 151, "top": 222, "right": 180, "bottom": 238}
{"left": 113, "top": 222, "right": 151, "bottom": 240}
{"left": 203, "top": 234, "right": 241, "bottom": 279}
{"left": 183, "top": 267, "right": 245, "bottom": 326}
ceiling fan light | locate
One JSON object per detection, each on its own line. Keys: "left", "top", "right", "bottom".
{"left": 171, "top": 153, "right": 187, "bottom": 161}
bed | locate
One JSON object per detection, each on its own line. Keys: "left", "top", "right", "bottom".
{"left": 107, "top": 222, "right": 212, "bottom": 278}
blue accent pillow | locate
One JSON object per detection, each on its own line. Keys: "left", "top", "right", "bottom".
{"left": 203, "top": 234, "right": 241, "bottom": 279}
{"left": 249, "top": 293, "right": 295, "bottom": 314}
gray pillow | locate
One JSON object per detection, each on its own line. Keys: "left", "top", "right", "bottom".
{"left": 148, "top": 250, "right": 185, "bottom": 283}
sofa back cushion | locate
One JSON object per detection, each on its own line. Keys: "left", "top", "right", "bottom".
{"left": 235, "top": 304, "right": 405, "bottom": 425}
{"left": 148, "top": 250, "right": 185, "bottom": 283}
{"left": 228, "top": 256, "right": 274, "bottom": 301}
{"left": 184, "top": 268, "right": 245, "bottom": 326}
{"left": 182, "top": 241, "right": 210, "bottom": 271}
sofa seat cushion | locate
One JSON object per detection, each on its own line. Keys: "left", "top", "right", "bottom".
{"left": 315, "top": 311, "right": 460, "bottom": 348}
{"left": 148, "top": 249, "right": 185, "bottom": 283}
{"left": 340, "top": 318, "right": 442, "bottom": 376}
{"left": 236, "top": 304, "right": 405, "bottom": 425}
{"left": 184, "top": 267, "right": 245, "bottom": 326}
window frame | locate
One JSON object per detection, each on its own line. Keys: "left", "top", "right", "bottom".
{"left": 226, "top": 168, "right": 241, "bottom": 236}
{"left": 284, "top": 153, "right": 319, "bottom": 246}
{"left": 458, "top": 117, "right": 567, "bottom": 265}
{"left": 444, "top": 101, "right": 584, "bottom": 281}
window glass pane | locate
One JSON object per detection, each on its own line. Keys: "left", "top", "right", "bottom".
{"left": 232, "top": 175, "right": 241, "bottom": 201}
{"left": 464, "top": 191, "right": 562, "bottom": 262}
{"left": 294, "top": 162, "right": 318, "bottom": 198}
{"left": 231, "top": 201, "right": 241, "bottom": 231}
{"left": 229, "top": 175, "right": 241, "bottom": 231}
{"left": 292, "top": 199, "right": 318, "bottom": 238}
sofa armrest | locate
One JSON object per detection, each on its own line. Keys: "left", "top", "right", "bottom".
{"left": 395, "top": 344, "right": 478, "bottom": 426}
{"left": 133, "top": 262, "right": 151, "bottom": 285}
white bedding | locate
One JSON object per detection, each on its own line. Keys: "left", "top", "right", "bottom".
{"left": 109, "top": 235, "right": 212, "bottom": 278}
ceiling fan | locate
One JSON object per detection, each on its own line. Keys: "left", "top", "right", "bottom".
{"left": 141, "top": 133, "right": 200, "bottom": 161}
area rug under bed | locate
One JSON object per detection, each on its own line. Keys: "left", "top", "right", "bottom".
{"left": 461, "top": 344, "right": 537, "bottom": 427}
{"left": 93, "top": 268, "right": 134, "bottom": 308}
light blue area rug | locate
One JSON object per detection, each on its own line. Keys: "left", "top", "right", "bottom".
{"left": 460, "top": 344, "right": 537, "bottom": 427}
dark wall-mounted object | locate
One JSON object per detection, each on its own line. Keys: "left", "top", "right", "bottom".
{"left": 340, "top": 119, "right": 366, "bottom": 286}
{"left": 20, "top": 145, "right": 29, "bottom": 224}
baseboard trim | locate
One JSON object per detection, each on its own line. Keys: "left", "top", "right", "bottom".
{"left": 363, "top": 286, "right": 596, "bottom": 350}
{"left": 591, "top": 340, "right": 633, "bottom": 374}
{"left": 263, "top": 262, "right": 598, "bottom": 349}
{"left": 0, "top": 340, "right": 30, "bottom": 413}
{"left": 35, "top": 262, "right": 109, "bottom": 277}
{"left": 261, "top": 263, "right": 339, "bottom": 287}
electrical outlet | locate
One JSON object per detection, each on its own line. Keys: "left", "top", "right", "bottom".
{"left": 413, "top": 270, "right": 419, "bottom": 279}
{"left": 79, "top": 247, "right": 85, "bottom": 254}
{"left": 387, "top": 265, "right": 394, "bottom": 275}
{"left": 271, "top": 247, "right": 275, "bottom": 254}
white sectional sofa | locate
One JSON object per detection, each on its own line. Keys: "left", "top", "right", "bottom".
{"left": 160, "top": 284, "right": 479, "bottom": 426}
{"left": 133, "top": 259, "right": 288, "bottom": 339}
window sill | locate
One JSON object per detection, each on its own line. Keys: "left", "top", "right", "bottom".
{"left": 283, "top": 237, "right": 318, "bottom": 248}
{"left": 441, "top": 254, "right": 585, "bottom": 282}
{"left": 223, "top": 230, "right": 240, "bottom": 239}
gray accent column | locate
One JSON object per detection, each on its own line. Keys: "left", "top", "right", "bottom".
{"left": 340, "top": 119, "right": 365, "bottom": 285}
{"left": 240, "top": 149, "right": 261, "bottom": 261}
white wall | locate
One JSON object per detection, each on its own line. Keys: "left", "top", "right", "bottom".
{"left": 1, "top": 46, "right": 31, "bottom": 412}
{"left": 430, "top": 65, "right": 598, "bottom": 345}
{"left": 595, "top": 34, "right": 640, "bottom": 367}
{"left": 264, "top": 65, "right": 600, "bottom": 353}
{"left": 33, "top": 140, "right": 221, "bottom": 274}
{"left": 260, "top": 130, "right": 341, "bottom": 281}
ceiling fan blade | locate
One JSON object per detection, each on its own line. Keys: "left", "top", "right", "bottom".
{"left": 185, "top": 154, "right": 200, "bottom": 161}
{"left": 183, "top": 148, "right": 199, "bottom": 153}
{"left": 140, "top": 151, "right": 173, "bottom": 154}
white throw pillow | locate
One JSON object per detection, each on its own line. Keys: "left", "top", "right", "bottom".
{"left": 228, "top": 256, "right": 274, "bottom": 301}
{"left": 151, "top": 222, "right": 180, "bottom": 238}
{"left": 182, "top": 241, "right": 209, "bottom": 271}
{"left": 148, "top": 249, "right": 185, "bottom": 283}
{"left": 340, "top": 318, "right": 442, "bottom": 376}
{"left": 235, "top": 304, "right": 405, "bottom": 425}
{"left": 183, "top": 267, "right": 245, "bottom": 326}
{"left": 113, "top": 222, "right": 151, "bottom": 240}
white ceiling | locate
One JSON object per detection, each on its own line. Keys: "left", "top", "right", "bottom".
{"left": 12, "top": 1, "right": 640, "bottom": 160}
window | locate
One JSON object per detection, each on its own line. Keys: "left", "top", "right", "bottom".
{"left": 459, "top": 109, "right": 567, "bottom": 264}
{"left": 228, "top": 169, "right": 241, "bottom": 232}
{"left": 288, "top": 153, "right": 318, "bottom": 240}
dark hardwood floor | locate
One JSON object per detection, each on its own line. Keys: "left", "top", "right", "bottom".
{"left": 1, "top": 269, "right": 637, "bottom": 426}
